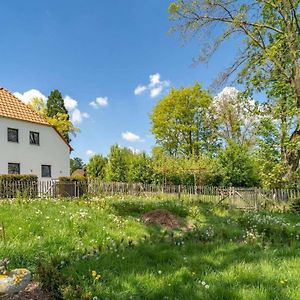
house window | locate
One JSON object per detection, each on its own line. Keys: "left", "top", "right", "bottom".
{"left": 30, "top": 131, "right": 40, "bottom": 145}
{"left": 7, "top": 128, "right": 18, "bottom": 143}
{"left": 41, "top": 165, "right": 51, "bottom": 178}
{"left": 8, "top": 163, "right": 20, "bottom": 174}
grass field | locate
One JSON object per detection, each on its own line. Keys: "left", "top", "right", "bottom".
{"left": 0, "top": 195, "right": 300, "bottom": 300}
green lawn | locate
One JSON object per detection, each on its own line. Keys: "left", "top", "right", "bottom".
{"left": 0, "top": 196, "right": 299, "bottom": 300}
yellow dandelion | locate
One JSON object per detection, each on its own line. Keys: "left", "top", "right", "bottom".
{"left": 92, "top": 271, "right": 97, "bottom": 277}
{"left": 96, "top": 275, "right": 102, "bottom": 280}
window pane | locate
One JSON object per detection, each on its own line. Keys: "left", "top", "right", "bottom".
{"left": 8, "top": 163, "right": 20, "bottom": 174}
{"left": 42, "top": 165, "right": 51, "bottom": 177}
{"left": 8, "top": 128, "right": 18, "bottom": 142}
{"left": 30, "top": 131, "right": 40, "bottom": 145}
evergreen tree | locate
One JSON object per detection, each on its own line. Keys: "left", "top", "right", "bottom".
{"left": 46, "top": 90, "right": 68, "bottom": 118}
{"left": 46, "top": 90, "right": 71, "bottom": 142}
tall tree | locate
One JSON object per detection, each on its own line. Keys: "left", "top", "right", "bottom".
{"left": 213, "top": 87, "right": 258, "bottom": 146}
{"left": 127, "top": 152, "right": 154, "bottom": 184}
{"left": 28, "top": 97, "right": 79, "bottom": 142}
{"left": 70, "top": 157, "right": 85, "bottom": 174}
{"left": 169, "top": 0, "right": 300, "bottom": 179}
{"left": 150, "top": 83, "right": 218, "bottom": 157}
{"left": 218, "top": 141, "right": 260, "bottom": 187}
{"left": 105, "top": 145, "right": 130, "bottom": 182}
{"left": 86, "top": 154, "right": 107, "bottom": 179}
{"left": 46, "top": 90, "right": 68, "bottom": 117}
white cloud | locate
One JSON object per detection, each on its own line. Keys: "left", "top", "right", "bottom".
{"left": 150, "top": 86, "right": 163, "bottom": 98}
{"left": 14, "top": 89, "right": 47, "bottom": 104}
{"left": 71, "top": 109, "right": 89, "bottom": 124}
{"left": 134, "top": 73, "right": 170, "bottom": 98}
{"left": 14, "top": 89, "right": 89, "bottom": 125}
{"left": 64, "top": 95, "right": 78, "bottom": 111}
{"left": 86, "top": 150, "right": 96, "bottom": 157}
{"left": 134, "top": 85, "right": 147, "bottom": 95}
{"left": 122, "top": 131, "right": 143, "bottom": 142}
{"left": 90, "top": 97, "right": 108, "bottom": 108}
{"left": 149, "top": 73, "right": 161, "bottom": 87}
{"left": 63, "top": 95, "right": 89, "bottom": 125}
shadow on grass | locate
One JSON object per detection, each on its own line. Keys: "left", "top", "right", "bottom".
{"left": 33, "top": 220, "right": 297, "bottom": 300}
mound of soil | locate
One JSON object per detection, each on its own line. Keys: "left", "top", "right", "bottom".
{"left": 141, "top": 209, "right": 181, "bottom": 229}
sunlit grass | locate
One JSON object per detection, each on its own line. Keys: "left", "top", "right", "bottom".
{"left": 0, "top": 196, "right": 299, "bottom": 299}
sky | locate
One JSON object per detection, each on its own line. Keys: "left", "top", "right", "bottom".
{"left": 0, "top": 0, "right": 241, "bottom": 161}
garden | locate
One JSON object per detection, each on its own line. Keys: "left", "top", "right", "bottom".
{"left": 1, "top": 195, "right": 300, "bottom": 299}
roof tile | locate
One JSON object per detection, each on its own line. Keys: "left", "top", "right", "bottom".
{"left": 0, "top": 87, "right": 49, "bottom": 125}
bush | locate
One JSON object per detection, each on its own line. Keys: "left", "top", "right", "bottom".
{"left": 58, "top": 176, "right": 87, "bottom": 197}
{"left": 0, "top": 174, "right": 38, "bottom": 198}
{"left": 290, "top": 198, "right": 300, "bottom": 213}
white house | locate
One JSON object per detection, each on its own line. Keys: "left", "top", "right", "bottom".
{"left": 0, "top": 87, "right": 72, "bottom": 180}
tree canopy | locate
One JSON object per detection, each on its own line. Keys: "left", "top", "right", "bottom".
{"left": 169, "top": 0, "right": 300, "bottom": 182}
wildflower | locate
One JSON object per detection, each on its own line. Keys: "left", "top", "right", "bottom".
{"left": 158, "top": 270, "right": 162, "bottom": 275}
{"left": 92, "top": 271, "right": 97, "bottom": 277}
{"left": 95, "top": 275, "right": 102, "bottom": 280}
{"left": 280, "top": 279, "right": 288, "bottom": 285}
{"left": 205, "top": 284, "right": 209, "bottom": 289}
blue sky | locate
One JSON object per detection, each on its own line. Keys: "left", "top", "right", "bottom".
{"left": 0, "top": 0, "right": 239, "bottom": 161}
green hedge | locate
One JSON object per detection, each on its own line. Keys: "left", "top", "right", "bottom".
{"left": 0, "top": 174, "right": 38, "bottom": 198}
{"left": 58, "top": 176, "right": 87, "bottom": 197}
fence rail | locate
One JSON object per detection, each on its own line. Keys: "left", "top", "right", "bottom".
{"left": 0, "top": 180, "right": 297, "bottom": 209}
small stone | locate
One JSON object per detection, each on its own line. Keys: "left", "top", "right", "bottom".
{"left": 0, "top": 269, "right": 31, "bottom": 296}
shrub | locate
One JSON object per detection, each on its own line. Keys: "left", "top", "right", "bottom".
{"left": 290, "top": 198, "right": 300, "bottom": 213}
{"left": 58, "top": 176, "right": 87, "bottom": 197}
{"left": 0, "top": 174, "right": 38, "bottom": 198}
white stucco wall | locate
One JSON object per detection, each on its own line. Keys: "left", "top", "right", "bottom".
{"left": 0, "top": 116, "right": 70, "bottom": 180}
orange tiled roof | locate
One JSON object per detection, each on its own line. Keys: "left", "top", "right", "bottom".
{"left": 0, "top": 87, "right": 73, "bottom": 151}
{"left": 0, "top": 87, "right": 49, "bottom": 125}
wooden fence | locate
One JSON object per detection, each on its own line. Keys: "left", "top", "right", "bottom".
{"left": 0, "top": 180, "right": 297, "bottom": 209}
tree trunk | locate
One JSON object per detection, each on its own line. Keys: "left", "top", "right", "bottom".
{"left": 285, "top": 66, "right": 300, "bottom": 180}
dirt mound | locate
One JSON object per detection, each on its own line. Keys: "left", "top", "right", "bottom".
{"left": 141, "top": 209, "right": 181, "bottom": 229}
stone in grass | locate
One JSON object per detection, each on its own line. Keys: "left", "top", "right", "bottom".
{"left": 0, "top": 269, "right": 31, "bottom": 296}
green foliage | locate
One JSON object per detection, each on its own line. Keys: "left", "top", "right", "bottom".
{"left": 46, "top": 90, "right": 77, "bottom": 142}
{"left": 70, "top": 157, "right": 85, "bottom": 174}
{"left": 218, "top": 142, "right": 260, "bottom": 187}
{"left": 27, "top": 96, "right": 79, "bottom": 143}
{"left": 86, "top": 154, "right": 107, "bottom": 179}
{"left": 37, "top": 257, "right": 66, "bottom": 299}
{"left": 0, "top": 174, "right": 38, "bottom": 182}
{"left": 127, "top": 152, "right": 154, "bottom": 184}
{"left": 105, "top": 145, "right": 130, "bottom": 182}
{"left": 47, "top": 112, "right": 80, "bottom": 143}
{"left": 169, "top": 0, "right": 300, "bottom": 183}
{"left": 290, "top": 198, "right": 300, "bottom": 214}
{"left": 46, "top": 89, "right": 68, "bottom": 118}
{"left": 151, "top": 83, "right": 218, "bottom": 157}
{"left": 58, "top": 176, "right": 87, "bottom": 182}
